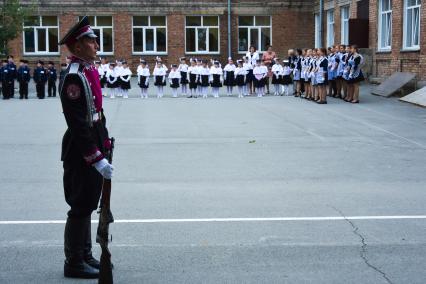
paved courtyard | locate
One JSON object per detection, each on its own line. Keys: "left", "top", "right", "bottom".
{"left": 1, "top": 82, "right": 426, "bottom": 283}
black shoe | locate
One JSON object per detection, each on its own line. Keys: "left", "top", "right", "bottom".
{"left": 64, "top": 260, "right": 99, "bottom": 279}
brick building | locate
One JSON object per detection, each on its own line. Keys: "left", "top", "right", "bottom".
{"left": 5, "top": 0, "right": 425, "bottom": 82}
{"left": 314, "top": 0, "right": 425, "bottom": 82}
{"left": 6, "top": 0, "right": 314, "bottom": 69}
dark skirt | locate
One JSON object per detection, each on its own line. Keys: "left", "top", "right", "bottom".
{"left": 116, "top": 77, "right": 123, "bottom": 88}
{"left": 224, "top": 71, "right": 235, "bottom": 86}
{"left": 200, "top": 75, "right": 210, "bottom": 87}
{"left": 281, "top": 75, "right": 292, "bottom": 85}
{"left": 246, "top": 69, "right": 254, "bottom": 83}
{"left": 170, "top": 78, "right": 180, "bottom": 89}
{"left": 271, "top": 74, "right": 281, "bottom": 85}
{"left": 211, "top": 74, "right": 222, "bottom": 88}
{"left": 100, "top": 76, "right": 107, "bottom": 88}
{"left": 317, "top": 74, "right": 329, "bottom": 86}
{"left": 180, "top": 72, "right": 188, "bottom": 84}
{"left": 107, "top": 76, "right": 118, "bottom": 88}
{"left": 235, "top": 75, "right": 246, "bottom": 86}
{"left": 139, "top": 75, "right": 149, "bottom": 89}
{"left": 154, "top": 75, "right": 166, "bottom": 86}
{"left": 347, "top": 71, "right": 365, "bottom": 84}
{"left": 189, "top": 73, "right": 198, "bottom": 89}
{"left": 121, "top": 76, "right": 131, "bottom": 90}
{"left": 254, "top": 78, "right": 265, "bottom": 88}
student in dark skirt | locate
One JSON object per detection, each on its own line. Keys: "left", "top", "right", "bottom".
{"left": 210, "top": 60, "right": 223, "bottom": 98}
{"left": 253, "top": 59, "right": 267, "bottom": 97}
{"left": 199, "top": 59, "right": 210, "bottom": 98}
{"left": 137, "top": 59, "right": 150, "bottom": 99}
{"left": 234, "top": 59, "right": 247, "bottom": 98}
{"left": 106, "top": 62, "right": 118, "bottom": 98}
{"left": 223, "top": 57, "right": 236, "bottom": 96}
{"left": 178, "top": 57, "right": 189, "bottom": 97}
{"left": 120, "top": 61, "right": 132, "bottom": 99}
{"left": 243, "top": 56, "right": 252, "bottom": 96}
{"left": 153, "top": 58, "right": 168, "bottom": 98}
{"left": 281, "top": 60, "right": 293, "bottom": 96}
{"left": 187, "top": 59, "right": 198, "bottom": 98}
{"left": 347, "top": 45, "right": 364, "bottom": 103}
{"left": 168, "top": 64, "right": 181, "bottom": 98}
{"left": 316, "top": 48, "right": 328, "bottom": 104}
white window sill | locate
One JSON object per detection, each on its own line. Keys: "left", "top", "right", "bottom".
{"left": 186, "top": 52, "right": 220, "bottom": 55}
{"left": 132, "top": 52, "right": 168, "bottom": 55}
{"left": 376, "top": 48, "right": 391, "bottom": 53}
{"left": 401, "top": 47, "right": 420, "bottom": 52}
{"left": 23, "top": 52, "right": 60, "bottom": 56}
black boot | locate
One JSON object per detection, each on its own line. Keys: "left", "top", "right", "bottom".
{"left": 64, "top": 217, "right": 99, "bottom": 279}
{"left": 84, "top": 217, "right": 101, "bottom": 269}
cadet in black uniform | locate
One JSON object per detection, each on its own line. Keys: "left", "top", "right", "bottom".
{"left": 1, "top": 60, "right": 10, "bottom": 99}
{"left": 7, "top": 55, "right": 17, "bottom": 98}
{"left": 17, "top": 59, "right": 31, "bottom": 99}
{"left": 34, "top": 61, "right": 47, "bottom": 99}
{"left": 47, "top": 61, "right": 58, "bottom": 97}
{"left": 58, "top": 16, "right": 114, "bottom": 279}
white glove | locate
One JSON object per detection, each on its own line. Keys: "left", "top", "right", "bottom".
{"left": 93, "top": 158, "right": 114, "bottom": 179}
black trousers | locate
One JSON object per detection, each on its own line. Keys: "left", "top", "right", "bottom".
{"left": 19, "top": 82, "right": 29, "bottom": 99}
{"left": 36, "top": 82, "right": 45, "bottom": 99}
{"left": 48, "top": 80, "right": 56, "bottom": 97}
{"left": 7, "top": 81, "right": 14, "bottom": 98}
{"left": 1, "top": 81, "right": 9, "bottom": 99}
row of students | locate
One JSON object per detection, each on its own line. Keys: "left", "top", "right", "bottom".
{"left": 290, "top": 44, "right": 364, "bottom": 104}
{"left": 1, "top": 58, "right": 58, "bottom": 100}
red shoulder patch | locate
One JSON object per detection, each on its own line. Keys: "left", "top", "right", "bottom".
{"left": 66, "top": 84, "right": 81, "bottom": 100}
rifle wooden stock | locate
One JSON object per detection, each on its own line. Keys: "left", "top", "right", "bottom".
{"left": 97, "top": 138, "right": 115, "bottom": 284}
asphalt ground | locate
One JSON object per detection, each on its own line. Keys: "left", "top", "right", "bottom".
{"left": 0, "top": 80, "right": 426, "bottom": 283}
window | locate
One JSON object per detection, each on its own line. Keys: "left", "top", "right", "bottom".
{"left": 378, "top": 0, "right": 392, "bottom": 50}
{"left": 341, "top": 6, "right": 349, "bottom": 45}
{"left": 403, "top": 0, "right": 421, "bottom": 50}
{"left": 326, "top": 9, "right": 334, "bottom": 47}
{"left": 315, "top": 13, "right": 321, "bottom": 48}
{"left": 79, "top": 16, "right": 113, "bottom": 54}
{"left": 23, "top": 16, "right": 59, "bottom": 55}
{"left": 238, "top": 16, "right": 271, "bottom": 53}
{"left": 185, "top": 16, "right": 219, "bottom": 54}
{"left": 133, "top": 16, "right": 167, "bottom": 54}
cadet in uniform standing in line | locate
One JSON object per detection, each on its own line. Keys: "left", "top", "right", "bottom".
{"left": 1, "top": 60, "right": 10, "bottom": 99}
{"left": 34, "top": 60, "right": 47, "bottom": 99}
{"left": 7, "top": 55, "right": 17, "bottom": 98}
{"left": 17, "top": 59, "right": 31, "bottom": 99}
{"left": 47, "top": 61, "right": 58, "bottom": 97}
{"left": 58, "top": 16, "right": 114, "bottom": 279}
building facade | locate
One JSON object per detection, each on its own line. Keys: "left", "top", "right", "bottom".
{"left": 6, "top": 0, "right": 425, "bottom": 82}
{"left": 314, "top": 0, "right": 425, "bottom": 82}
{"left": 6, "top": 0, "right": 314, "bottom": 69}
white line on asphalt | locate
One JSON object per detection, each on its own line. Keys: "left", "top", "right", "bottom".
{"left": 1, "top": 215, "right": 426, "bottom": 225}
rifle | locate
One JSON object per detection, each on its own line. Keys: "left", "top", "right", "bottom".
{"left": 96, "top": 137, "right": 115, "bottom": 284}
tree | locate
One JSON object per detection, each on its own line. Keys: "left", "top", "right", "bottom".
{"left": 0, "top": 0, "right": 33, "bottom": 55}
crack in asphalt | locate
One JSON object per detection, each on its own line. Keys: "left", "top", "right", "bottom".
{"left": 330, "top": 206, "right": 394, "bottom": 284}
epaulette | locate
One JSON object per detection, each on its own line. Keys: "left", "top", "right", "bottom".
{"left": 69, "top": 63, "right": 80, "bottom": 74}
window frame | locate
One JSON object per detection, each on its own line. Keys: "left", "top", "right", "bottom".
{"left": 185, "top": 15, "right": 220, "bottom": 55}
{"left": 237, "top": 15, "right": 272, "bottom": 54}
{"left": 340, "top": 6, "right": 350, "bottom": 45}
{"left": 132, "top": 16, "right": 168, "bottom": 55}
{"left": 22, "top": 16, "right": 60, "bottom": 56}
{"left": 378, "top": 0, "right": 393, "bottom": 51}
{"left": 326, "top": 9, "right": 335, "bottom": 47}
{"left": 402, "top": 0, "right": 421, "bottom": 51}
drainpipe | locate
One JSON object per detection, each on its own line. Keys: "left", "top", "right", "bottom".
{"left": 319, "top": 0, "right": 324, "bottom": 48}
{"left": 227, "top": 0, "right": 232, "bottom": 58}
